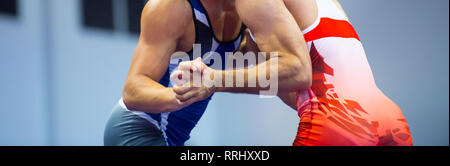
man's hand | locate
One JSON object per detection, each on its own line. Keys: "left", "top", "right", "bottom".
{"left": 170, "top": 58, "right": 217, "bottom": 105}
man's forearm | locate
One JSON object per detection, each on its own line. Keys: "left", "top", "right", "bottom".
{"left": 214, "top": 55, "right": 310, "bottom": 95}
{"left": 214, "top": 61, "right": 268, "bottom": 94}
{"left": 123, "top": 77, "right": 180, "bottom": 113}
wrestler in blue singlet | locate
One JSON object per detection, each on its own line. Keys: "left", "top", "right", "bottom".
{"left": 105, "top": 0, "right": 246, "bottom": 146}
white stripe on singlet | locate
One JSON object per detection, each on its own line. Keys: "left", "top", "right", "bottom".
{"left": 118, "top": 98, "right": 161, "bottom": 130}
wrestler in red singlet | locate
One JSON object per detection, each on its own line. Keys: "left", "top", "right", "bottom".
{"left": 293, "top": 0, "right": 413, "bottom": 146}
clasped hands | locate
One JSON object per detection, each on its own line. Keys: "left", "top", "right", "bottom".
{"left": 170, "top": 58, "right": 217, "bottom": 107}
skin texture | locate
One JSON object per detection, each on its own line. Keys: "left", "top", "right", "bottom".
{"left": 124, "top": 0, "right": 331, "bottom": 113}
{"left": 122, "top": 0, "right": 245, "bottom": 113}
{"left": 173, "top": 0, "right": 350, "bottom": 110}
{"left": 173, "top": 0, "right": 314, "bottom": 107}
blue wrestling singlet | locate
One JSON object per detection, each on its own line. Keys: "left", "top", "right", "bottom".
{"left": 118, "top": 0, "right": 246, "bottom": 146}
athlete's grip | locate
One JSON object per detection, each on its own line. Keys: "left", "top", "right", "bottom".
{"left": 171, "top": 58, "right": 216, "bottom": 103}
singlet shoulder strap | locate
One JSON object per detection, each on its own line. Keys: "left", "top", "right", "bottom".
{"left": 187, "top": 0, "right": 211, "bottom": 27}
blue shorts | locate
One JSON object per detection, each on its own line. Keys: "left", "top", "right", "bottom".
{"left": 104, "top": 104, "right": 167, "bottom": 146}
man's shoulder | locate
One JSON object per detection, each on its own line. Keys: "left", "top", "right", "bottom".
{"left": 141, "top": 0, "right": 192, "bottom": 40}
{"left": 144, "top": 0, "right": 191, "bottom": 18}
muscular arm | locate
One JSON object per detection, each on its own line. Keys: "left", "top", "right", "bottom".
{"left": 122, "top": 0, "right": 191, "bottom": 113}
{"left": 241, "top": 28, "right": 298, "bottom": 110}
{"left": 214, "top": 0, "right": 312, "bottom": 95}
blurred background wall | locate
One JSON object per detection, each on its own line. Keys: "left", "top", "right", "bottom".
{"left": 0, "top": 0, "right": 448, "bottom": 146}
